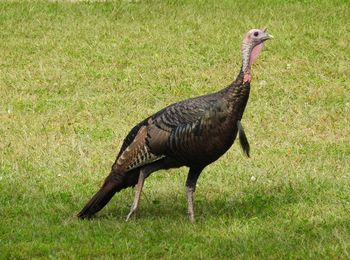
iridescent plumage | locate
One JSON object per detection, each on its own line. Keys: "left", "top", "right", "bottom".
{"left": 77, "top": 28, "right": 272, "bottom": 221}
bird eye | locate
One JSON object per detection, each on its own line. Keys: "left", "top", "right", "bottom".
{"left": 254, "top": 31, "right": 259, "bottom": 37}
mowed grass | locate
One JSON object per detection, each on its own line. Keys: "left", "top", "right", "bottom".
{"left": 0, "top": 0, "right": 349, "bottom": 258}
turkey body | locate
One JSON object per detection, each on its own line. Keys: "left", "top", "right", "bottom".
{"left": 117, "top": 75, "right": 249, "bottom": 170}
{"left": 77, "top": 28, "right": 271, "bottom": 221}
{"left": 77, "top": 72, "right": 250, "bottom": 220}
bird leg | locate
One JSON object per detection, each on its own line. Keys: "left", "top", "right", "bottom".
{"left": 126, "top": 170, "right": 146, "bottom": 221}
{"left": 186, "top": 186, "right": 195, "bottom": 223}
{"left": 185, "top": 167, "right": 204, "bottom": 223}
{"left": 125, "top": 158, "right": 182, "bottom": 221}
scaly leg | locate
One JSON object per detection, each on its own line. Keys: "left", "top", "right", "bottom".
{"left": 185, "top": 167, "right": 204, "bottom": 223}
{"left": 186, "top": 186, "right": 195, "bottom": 223}
{"left": 126, "top": 170, "right": 146, "bottom": 221}
{"left": 125, "top": 158, "right": 182, "bottom": 221}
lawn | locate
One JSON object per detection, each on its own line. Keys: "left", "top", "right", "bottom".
{"left": 0, "top": 0, "right": 349, "bottom": 258}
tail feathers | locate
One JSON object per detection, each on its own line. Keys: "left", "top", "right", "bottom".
{"left": 77, "top": 182, "right": 118, "bottom": 219}
{"left": 237, "top": 121, "right": 250, "bottom": 157}
{"left": 77, "top": 168, "right": 141, "bottom": 219}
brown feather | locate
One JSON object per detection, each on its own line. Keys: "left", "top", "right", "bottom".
{"left": 115, "top": 126, "right": 159, "bottom": 172}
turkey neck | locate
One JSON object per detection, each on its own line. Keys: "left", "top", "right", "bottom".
{"left": 223, "top": 69, "right": 250, "bottom": 121}
{"left": 222, "top": 38, "right": 254, "bottom": 120}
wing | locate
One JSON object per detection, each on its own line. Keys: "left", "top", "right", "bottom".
{"left": 165, "top": 99, "right": 231, "bottom": 160}
{"left": 113, "top": 93, "right": 226, "bottom": 172}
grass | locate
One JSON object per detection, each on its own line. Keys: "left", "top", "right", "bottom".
{"left": 0, "top": 0, "right": 349, "bottom": 258}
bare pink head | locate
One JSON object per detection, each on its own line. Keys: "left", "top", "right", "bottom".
{"left": 241, "top": 28, "right": 272, "bottom": 83}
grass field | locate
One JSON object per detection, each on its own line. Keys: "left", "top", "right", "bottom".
{"left": 1, "top": 0, "right": 349, "bottom": 258}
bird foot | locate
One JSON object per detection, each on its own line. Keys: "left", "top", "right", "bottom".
{"left": 126, "top": 204, "right": 137, "bottom": 221}
{"left": 188, "top": 212, "right": 195, "bottom": 223}
{"left": 125, "top": 212, "right": 134, "bottom": 222}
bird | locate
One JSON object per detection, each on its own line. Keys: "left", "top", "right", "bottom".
{"left": 77, "top": 28, "right": 272, "bottom": 222}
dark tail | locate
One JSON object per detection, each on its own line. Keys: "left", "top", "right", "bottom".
{"left": 77, "top": 169, "right": 140, "bottom": 219}
{"left": 77, "top": 181, "right": 118, "bottom": 219}
{"left": 237, "top": 121, "right": 250, "bottom": 157}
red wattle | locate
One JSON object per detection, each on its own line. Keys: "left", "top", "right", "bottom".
{"left": 249, "top": 42, "right": 264, "bottom": 66}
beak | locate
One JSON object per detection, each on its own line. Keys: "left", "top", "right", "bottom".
{"left": 261, "top": 28, "right": 273, "bottom": 41}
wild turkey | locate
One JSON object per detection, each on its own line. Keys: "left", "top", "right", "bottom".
{"left": 77, "top": 28, "right": 272, "bottom": 222}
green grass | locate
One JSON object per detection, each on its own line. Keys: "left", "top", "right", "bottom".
{"left": 1, "top": 0, "right": 350, "bottom": 258}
